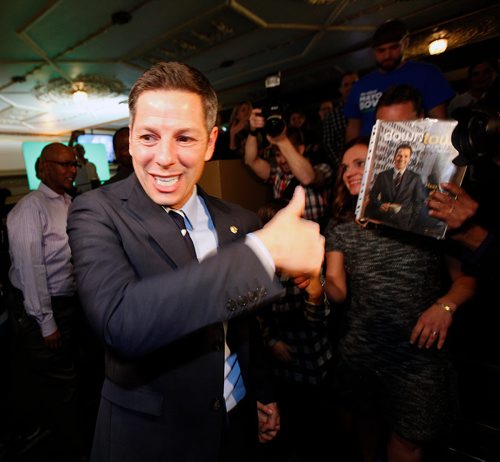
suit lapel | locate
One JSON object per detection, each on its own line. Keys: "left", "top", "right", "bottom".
{"left": 119, "top": 175, "right": 195, "bottom": 267}
{"left": 198, "top": 188, "right": 246, "bottom": 247}
{"left": 116, "top": 179, "right": 246, "bottom": 265}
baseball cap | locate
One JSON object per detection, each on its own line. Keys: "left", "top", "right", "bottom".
{"left": 372, "top": 19, "right": 409, "bottom": 47}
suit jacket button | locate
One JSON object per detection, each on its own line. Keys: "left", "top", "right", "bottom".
{"left": 250, "top": 290, "right": 260, "bottom": 302}
{"left": 236, "top": 295, "right": 247, "bottom": 308}
{"left": 226, "top": 299, "right": 237, "bottom": 312}
{"left": 211, "top": 398, "right": 222, "bottom": 412}
{"left": 213, "top": 339, "right": 223, "bottom": 351}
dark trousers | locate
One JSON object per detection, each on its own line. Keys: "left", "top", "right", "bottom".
{"left": 220, "top": 396, "right": 258, "bottom": 462}
{"left": 8, "top": 287, "right": 101, "bottom": 456}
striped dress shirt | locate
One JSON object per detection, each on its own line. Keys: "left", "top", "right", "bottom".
{"left": 7, "top": 182, "right": 75, "bottom": 336}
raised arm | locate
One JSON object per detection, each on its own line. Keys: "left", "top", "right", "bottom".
{"left": 268, "top": 133, "right": 316, "bottom": 186}
{"left": 244, "top": 108, "right": 271, "bottom": 181}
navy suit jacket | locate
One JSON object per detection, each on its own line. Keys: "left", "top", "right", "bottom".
{"left": 367, "top": 167, "right": 425, "bottom": 231}
{"left": 67, "top": 174, "right": 283, "bottom": 462}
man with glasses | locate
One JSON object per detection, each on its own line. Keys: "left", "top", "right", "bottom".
{"left": 344, "top": 19, "right": 455, "bottom": 141}
{"left": 6, "top": 142, "right": 84, "bottom": 459}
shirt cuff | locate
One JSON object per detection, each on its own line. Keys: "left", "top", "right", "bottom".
{"left": 39, "top": 314, "right": 58, "bottom": 338}
{"left": 245, "top": 233, "right": 276, "bottom": 280}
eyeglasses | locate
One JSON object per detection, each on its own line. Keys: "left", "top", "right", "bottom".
{"left": 46, "top": 160, "right": 80, "bottom": 168}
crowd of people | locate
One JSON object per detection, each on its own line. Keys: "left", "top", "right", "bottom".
{"left": 0, "top": 16, "right": 498, "bottom": 462}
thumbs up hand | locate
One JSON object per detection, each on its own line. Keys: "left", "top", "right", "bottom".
{"left": 254, "top": 186, "right": 324, "bottom": 276}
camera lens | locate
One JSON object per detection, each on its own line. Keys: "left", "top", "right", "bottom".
{"left": 265, "top": 115, "right": 286, "bottom": 137}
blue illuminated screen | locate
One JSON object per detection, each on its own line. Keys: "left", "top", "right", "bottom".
{"left": 77, "top": 134, "right": 115, "bottom": 163}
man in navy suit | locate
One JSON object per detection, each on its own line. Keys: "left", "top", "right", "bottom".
{"left": 367, "top": 143, "right": 426, "bottom": 230}
{"left": 67, "top": 62, "right": 324, "bottom": 462}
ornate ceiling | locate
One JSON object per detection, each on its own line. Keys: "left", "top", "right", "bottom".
{"left": 0, "top": 0, "right": 498, "bottom": 136}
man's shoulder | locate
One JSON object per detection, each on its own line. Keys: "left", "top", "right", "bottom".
{"left": 203, "top": 193, "right": 259, "bottom": 223}
{"left": 194, "top": 192, "right": 262, "bottom": 235}
{"left": 378, "top": 168, "right": 393, "bottom": 178}
{"left": 397, "top": 60, "right": 449, "bottom": 82}
{"left": 9, "top": 189, "right": 45, "bottom": 213}
{"left": 6, "top": 190, "right": 50, "bottom": 229}
{"left": 353, "top": 68, "right": 384, "bottom": 88}
{"left": 71, "top": 177, "right": 128, "bottom": 213}
{"left": 402, "top": 60, "right": 442, "bottom": 73}
{"left": 406, "top": 169, "right": 422, "bottom": 181}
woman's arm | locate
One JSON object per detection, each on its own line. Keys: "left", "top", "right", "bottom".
{"left": 324, "top": 250, "right": 347, "bottom": 304}
{"left": 410, "top": 255, "right": 476, "bottom": 349}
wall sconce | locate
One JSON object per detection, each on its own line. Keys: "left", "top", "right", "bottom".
{"left": 428, "top": 37, "right": 448, "bottom": 55}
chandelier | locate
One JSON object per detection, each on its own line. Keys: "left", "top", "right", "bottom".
{"left": 34, "top": 74, "right": 126, "bottom": 104}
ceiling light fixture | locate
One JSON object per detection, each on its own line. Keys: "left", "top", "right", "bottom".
{"left": 428, "top": 28, "right": 449, "bottom": 56}
{"left": 72, "top": 89, "right": 88, "bottom": 104}
{"left": 428, "top": 37, "right": 448, "bottom": 55}
{"left": 34, "top": 74, "right": 125, "bottom": 104}
{"left": 71, "top": 81, "right": 88, "bottom": 104}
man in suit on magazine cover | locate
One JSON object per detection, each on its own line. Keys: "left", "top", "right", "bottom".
{"left": 67, "top": 61, "right": 324, "bottom": 462}
{"left": 366, "top": 143, "right": 426, "bottom": 230}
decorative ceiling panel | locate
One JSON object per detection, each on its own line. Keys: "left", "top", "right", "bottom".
{"left": 0, "top": 0, "right": 497, "bottom": 136}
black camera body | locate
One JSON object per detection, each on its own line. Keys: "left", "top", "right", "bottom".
{"left": 263, "top": 73, "right": 286, "bottom": 137}
{"left": 451, "top": 78, "right": 500, "bottom": 166}
{"left": 451, "top": 108, "right": 500, "bottom": 166}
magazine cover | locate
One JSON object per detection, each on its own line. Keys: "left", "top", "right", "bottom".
{"left": 355, "top": 119, "right": 466, "bottom": 239}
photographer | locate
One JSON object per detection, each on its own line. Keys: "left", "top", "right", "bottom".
{"left": 435, "top": 72, "right": 500, "bottom": 283}
{"left": 428, "top": 182, "right": 498, "bottom": 285}
{"left": 244, "top": 108, "right": 333, "bottom": 227}
{"left": 428, "top": 78, "right": 500, "bottom": 370}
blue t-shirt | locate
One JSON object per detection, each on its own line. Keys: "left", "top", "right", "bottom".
{"left": 344, "top": 60, "right": 455, "bottom": 136}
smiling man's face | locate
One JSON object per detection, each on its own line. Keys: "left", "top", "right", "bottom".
{"left": 130, "top": 90, "right": 218, "bottom": 208}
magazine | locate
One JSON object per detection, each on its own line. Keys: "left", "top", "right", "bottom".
{"left": 355, "top": 119, "right": 467, "bottom": 239}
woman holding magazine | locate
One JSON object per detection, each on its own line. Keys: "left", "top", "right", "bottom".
{"left": 324, "top": 138, "right": 475, "bottom": 462}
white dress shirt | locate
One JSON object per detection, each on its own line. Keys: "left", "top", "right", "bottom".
{"left": 7, "top": 182, "right": 75, "bottom": 336}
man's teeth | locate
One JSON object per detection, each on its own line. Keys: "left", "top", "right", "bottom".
{"left": 156, "top": 176, "right": 179, "bottom": 186}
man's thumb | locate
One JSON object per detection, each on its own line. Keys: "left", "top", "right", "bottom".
{"left": 286, "top": 186, "right": 305, "bottom": 217}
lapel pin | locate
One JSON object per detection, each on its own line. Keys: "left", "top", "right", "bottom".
{"left": 230, "top": 226, "right": 238, "bottom": 234}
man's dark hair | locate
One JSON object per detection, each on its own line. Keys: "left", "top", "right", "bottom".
{"left": 74, "top": 143, "right": 85, "bottom": 157}
{"left": 372, "top": 19, "right": 408, "bottom": 48}
{"left": 376, "top": 84, "right": 424, "bottom": 117}
{"left": 287, "top": 127, "right": 305, "bottom": 148}
{"left": 395, "top": 144, "right": 412, "bottom": 156}
{"left": 128, "top": 61, "right": 218, "bottom": 131}
{"left": 113, "top": 126, "right": 129, "bottom": 150}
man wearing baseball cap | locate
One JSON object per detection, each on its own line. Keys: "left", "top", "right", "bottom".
{"left": 344, "top": 19, "right": 455, "bottom": 141}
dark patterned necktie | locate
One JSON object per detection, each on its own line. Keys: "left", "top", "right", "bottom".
{"left": 394, "top": 172, "right": 402, "bottom": 189}
{"left": 169, "top": 211, "right": 197, "bottom": 260}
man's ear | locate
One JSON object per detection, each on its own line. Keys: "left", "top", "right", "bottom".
{"left": 37, "top": 159, "right": 46, "bottom": 181}
{"left": 205, "top": 126, "right": 218, "bottom": 161}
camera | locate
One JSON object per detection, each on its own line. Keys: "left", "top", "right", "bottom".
{"left": 451, "top": 80, "right": 500, "bottom": 166}
{"left": 451, "top": 108, "right": 500, "bottom": 166}
{"left": 263, "top": 73, "right": 286, "bottom": 137}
